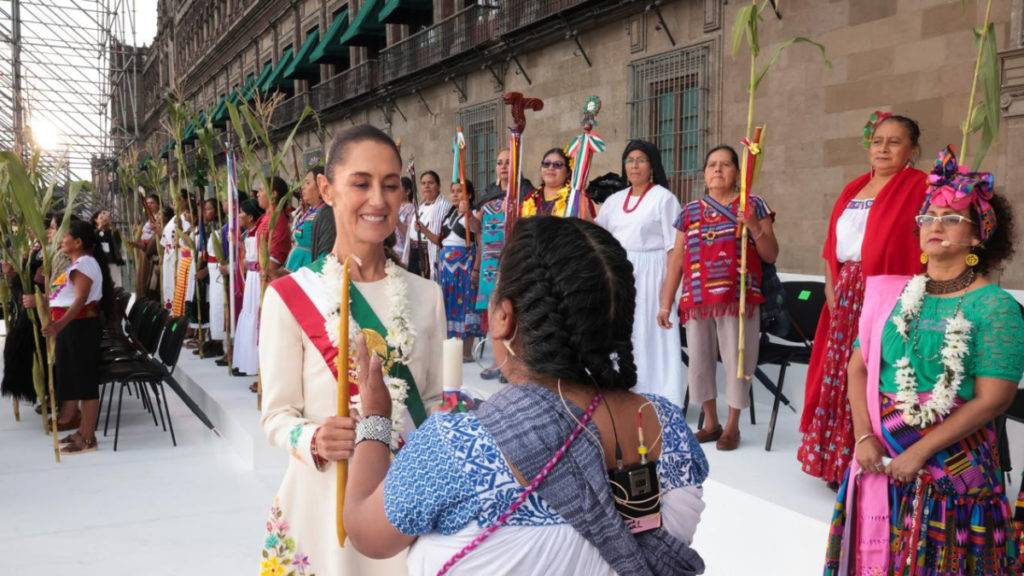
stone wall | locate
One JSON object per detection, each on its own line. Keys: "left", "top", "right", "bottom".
{"left": 140, "top": 0, "right": 1024, "bottom": 287}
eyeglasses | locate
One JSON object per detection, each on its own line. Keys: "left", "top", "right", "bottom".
{"left": 624, "top": 157, "right": 650, "bottom": 166}
{"left": 541, "top": 161, "right": 566, "bottom": 169}
{"left": 914, "top": 214, "right": 974, "bottom": 227}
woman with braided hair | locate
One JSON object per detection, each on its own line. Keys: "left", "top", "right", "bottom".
{"left": 342, "top": 216, "right": 708, "bottom": 576}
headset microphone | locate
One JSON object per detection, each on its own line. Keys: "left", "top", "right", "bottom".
{"left": 940, "top": 240, "right": 974, "bottom": 248}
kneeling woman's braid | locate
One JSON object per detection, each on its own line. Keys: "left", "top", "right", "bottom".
{"left": 495, "top": 216, "right": 638, "bottom": 390}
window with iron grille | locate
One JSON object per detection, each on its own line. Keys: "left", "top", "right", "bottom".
{"left": 456, "top": 101, "right": 501, "bottom": 193}
{"left": 628, "top": 44, "right": 710, "bottom": 203}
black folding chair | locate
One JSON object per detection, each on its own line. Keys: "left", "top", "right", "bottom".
{"left": 104, "top": 316, "right": 188, "bottom": 450}
{"left": 757, "top": 280, "right": 825, "bottom": 451}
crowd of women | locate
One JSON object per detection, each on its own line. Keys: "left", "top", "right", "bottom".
{"left": 3, "top": 106, "right": 1023, "bottom": 574}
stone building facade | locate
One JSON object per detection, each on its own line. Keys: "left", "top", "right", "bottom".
{"left": 128, "top": 0, "right": 1024, "bottom": 287}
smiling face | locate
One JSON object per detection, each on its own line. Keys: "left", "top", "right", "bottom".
{"left": 324, "top": 140, "right": 403, "bottom": 247}
{"left": 869, "top": 120, "right": 916, "bottom": 176}
{"left": 540, "top": 152, "right": 569, "bottom": 189}
{"left": 919, "top": 204, "right": 979, "bottom": 260}
{"left": 703, "top": 149, "right": 738, "bottom": 193}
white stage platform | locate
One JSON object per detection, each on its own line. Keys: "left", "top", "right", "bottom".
{"left": 3, "top": 335, "right": 1021, "bottom": 575}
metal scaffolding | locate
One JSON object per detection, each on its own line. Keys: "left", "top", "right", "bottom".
{"left": 0, "top": 0, "right": 140, "bottom": 182}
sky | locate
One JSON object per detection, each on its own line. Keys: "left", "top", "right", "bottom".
{"left": 136, "top": 0, "right": 158, "bottom": 46}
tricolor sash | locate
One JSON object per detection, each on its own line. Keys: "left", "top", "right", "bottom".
{"left": 271, "top": 261, "right": 427, "bottom": 428}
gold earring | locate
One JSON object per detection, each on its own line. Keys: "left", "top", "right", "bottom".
{"left": 965, "top": 253, "right": 979, "bottom": 267}
{"left": 920, "top": 252, "right": 929, "bottom": 264}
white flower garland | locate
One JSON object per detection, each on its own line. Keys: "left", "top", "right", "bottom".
{"left": 892, "top": 274, "right": 972, "bottom": 428}
{"left": 320, "top": 255, "right": 414, "bottom": 448}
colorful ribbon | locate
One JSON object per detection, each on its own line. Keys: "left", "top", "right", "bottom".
{"left": 565, "top": 96, "right": 605, "bottom": 218}
{"left": 921, "top": 145, "right": 996, "bottom": 241}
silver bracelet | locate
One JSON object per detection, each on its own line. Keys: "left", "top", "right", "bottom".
{"left": 355, "top": 415, "right": 392, "bottom": 447}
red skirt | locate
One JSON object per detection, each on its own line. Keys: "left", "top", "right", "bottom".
{"left": 797, "top": 261, "right": 863, "bottom": 483}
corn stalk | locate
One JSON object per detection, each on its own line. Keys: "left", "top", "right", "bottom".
{"left": 0, "top": 148, "right": 84, "bottom": 462}
{"left": 959, "top": 0, "right": 998, "bottom": 167}
{"left": 226, "top": 92, "right": 318, "bottom": 404}
{"left": 730, "top": 0, "right": 829, "bottom": 378}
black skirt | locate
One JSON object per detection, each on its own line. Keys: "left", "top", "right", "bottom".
{"left": 54, "top": 316, "right": 102, "bottom": 402}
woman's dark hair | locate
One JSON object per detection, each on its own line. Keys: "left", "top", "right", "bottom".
{"left": 145, "top": 193, "right": 160, "bottom": 204}
{"left": 703, "top": 145, "right": 740, "bottom": 169}
{"left": 971, "top": 194, "right": 1016, "bottom": 276}
{"left": 240, "top": 198, "right": 264, "bottom": 220}
{"left": 421, "top": 170, "right": 441, "bottom": 186}
{"left": 401, "top": 176, "right": 414, "bottom": 201}
{"left": 874, "top": 115, "right": 921, "bottom": 149}
{"left": 267, "top": 176, "right": 289, "bottom": 201}
{"left": 454, "top": 180, "right": 476, "bottom": 205}
{"left": 162, "top": 206, "right": 175, "bottom": 221}
{"left": 621, "top": 140, "right": 669, "bottom": 189}
{"left": 90, "top": 210, "right": 101, "bottom": 227}
{"left": 67, "top": 219, "right": 114, "bottom": 318}
{"left": 306, "top": 165, "right": 325, "bottom": 178}
{"left": 495, "top": 216, "right": 638, "bottom": 390}
{"left": 325, "top": 124, "right": 402, "bottom": 183}
{"left": 586, "top": 172, "right": 628, "bottom": 204}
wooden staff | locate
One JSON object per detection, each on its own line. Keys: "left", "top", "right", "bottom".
{"left": 736, "top": 126, "right": 763, "bottom": 380}
{"left": 407, "top": 159, "right": 431, "bottom": 279}
{"left": 336, "top": 256, "right": 351, "bottom": 548}
{"left": 501, "top": 92, "right": 544, "bottom": 237}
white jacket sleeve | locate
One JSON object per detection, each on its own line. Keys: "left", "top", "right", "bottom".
{"left": 259, "top": 285, "right": 323, "bottom": 470}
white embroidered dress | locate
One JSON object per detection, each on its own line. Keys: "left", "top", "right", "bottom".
{"left": 595, "top": 185, "right": 685, "bottom": 406}
{"left": 259, "top": 261, "right": 446, "bottom": 576}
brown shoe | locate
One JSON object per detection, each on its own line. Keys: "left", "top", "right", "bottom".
{"left": 716, "top": 429, "right": 740, "bottom": 451}
{"left": 60, "top": 435, "right": 97, "bottom": 455}
{"left": 695, "top": 424, "right": 723, "bottom": 444}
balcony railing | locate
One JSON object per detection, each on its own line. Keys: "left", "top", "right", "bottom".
{"left": 272, "top": 93, "right": 310, "bottom": 128}
{"left": 380, "top": 4, "right": 498, "bottom": 84}
{"left": 497, "top": 0, "right": 592, "bottom": 35}
{"left": 311, "top": 60, "right": 380, "bottom": 111}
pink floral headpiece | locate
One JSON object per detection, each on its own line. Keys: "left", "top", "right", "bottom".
{"left": 920, "top": 146, "right": 996, "bottom": 242}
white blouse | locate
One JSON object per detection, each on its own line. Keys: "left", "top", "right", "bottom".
{"left": 834, "top": 198, "right": 873, "bottom": 263}
{"left": 49, "top": 255, "right": 103, "bottom": 307}
{"left": 595, "top": 185, "right": 681, "bottom": 253}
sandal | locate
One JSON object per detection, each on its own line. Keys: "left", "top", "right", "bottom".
{"left": 59, "top": 432, "right": 82, "bottom": 445}
{"left": 47, "top": 414, "right": 81, "bottom": 434}
{"left": 249, "top": 382, "right": 258, "bottom": 393}
{"left": 60, "top": 435, "right": 97, "bottom": 455}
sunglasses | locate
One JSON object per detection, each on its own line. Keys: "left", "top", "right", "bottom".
{"left": 541, "top": 161, "right": 566, "bottom": 169}
{"left": 914, "top": 214, "right": 974, "bottom": 227}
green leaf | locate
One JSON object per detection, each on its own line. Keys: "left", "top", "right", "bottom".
{"left": 972, "top": 22, "right": 999, "bottom": 167}
{"left": 731, "top": 5, "right": 756, "bottom": 57}
{"left": 753, "top": 36, "right": 831, "bottom": 91}
{"left": 0, "top": 152, "right": 47, "bottom": 244}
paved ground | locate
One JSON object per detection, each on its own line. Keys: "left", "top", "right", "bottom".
{"left": 2, "top": 333, "right": 1020, "bottom": 575}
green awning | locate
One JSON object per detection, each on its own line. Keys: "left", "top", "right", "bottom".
{"left": 338, "top": 0, "right": 385, "bottom": 48}
{"left": 260, "top": 47, "right": 295, "bottom": 93}
{"left": 182, "top": 121, "right": 196, "bottom": 143}
{"left": 210, "top": 96, "right": 228, "bottom": 125}
{"left": 239, "top": 74, "right": 255, "bottom": 101}
{"left": 378, "top": 0, "right": 432, "bottom": 24}
{"left": 159, "top": 140, "right": 176, "bottom": 159}
{"left": 283, "top": 29, "right": 321, "bottom": 80}
{"left": 248, "top": 63, "right": 273, "bottom": 98}
{"left": 309, "top": 10, "right": 349, "bottom": 64}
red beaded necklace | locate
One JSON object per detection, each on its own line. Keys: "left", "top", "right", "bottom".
{"left": 622, "top": 182, "right": 654, "bottom": 213}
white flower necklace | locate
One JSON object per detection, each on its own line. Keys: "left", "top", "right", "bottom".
{"left": 892, "top": 274, "right": 973, "bottom": 428}
{"left": 319, "top": 254, "right": 416, "bottom": 448}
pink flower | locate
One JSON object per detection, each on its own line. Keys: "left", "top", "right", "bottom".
{"left": 276, "top": 520, "right": 290, "bottom": 533}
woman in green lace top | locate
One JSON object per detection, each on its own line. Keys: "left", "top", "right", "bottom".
{"left": 824, "top": 148, "right": 1023, "bottom": 576}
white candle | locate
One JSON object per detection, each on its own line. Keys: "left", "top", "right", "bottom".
{"left": 442, "top": 338, "right": 463, "bottom": 391}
